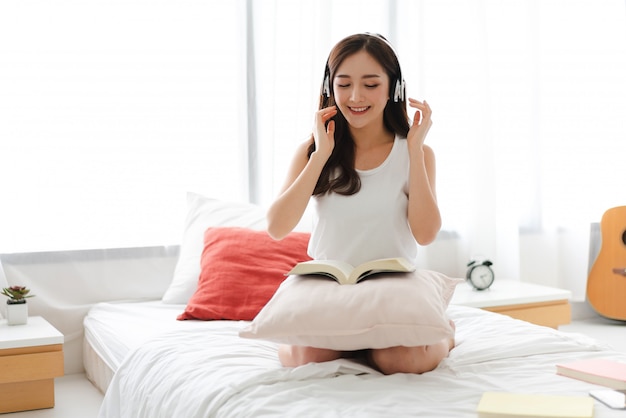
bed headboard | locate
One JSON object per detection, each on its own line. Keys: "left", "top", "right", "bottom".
{"left": 0, "top": 246, "right": 180, "bottom": 374}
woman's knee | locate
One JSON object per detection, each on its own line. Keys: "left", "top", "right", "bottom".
{"left": 369, "top": 343, "right": 449, "bottom": 375}
{"left": 369, "top": 346, "right": 427, "bottom": 375}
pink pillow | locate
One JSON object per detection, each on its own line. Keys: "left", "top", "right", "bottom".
{"left": 178, "top": 227, "right": 311, "bottom": 321}
{"left": 239, "top": 270, "right": 462, "bottom": 350}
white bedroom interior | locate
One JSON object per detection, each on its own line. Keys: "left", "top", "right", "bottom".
{"left": 1, "top": 0, "right": 626, "bottom": 416}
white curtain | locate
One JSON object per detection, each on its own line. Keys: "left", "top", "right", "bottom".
{"left": 1, "top": 0, "right": 625, "bottom": 301}
{"left": 252, "top": 0, "right": 626, "bottom": 300}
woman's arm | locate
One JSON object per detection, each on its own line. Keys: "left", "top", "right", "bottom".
{"left": 406, "top": 99, "right": 441, "bottom": 245}
{"left": 407, "top": 144, "right": 441, "bottom": 245}
{"left": 266, "top": 140, "right": 323, "bottom": 240}
{"left": 266, "top": 106, "right": 337, "bottom": 240}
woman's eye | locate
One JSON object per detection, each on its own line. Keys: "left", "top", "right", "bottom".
{"left": 335, "top": 83, "right": 379, "bottom": 89}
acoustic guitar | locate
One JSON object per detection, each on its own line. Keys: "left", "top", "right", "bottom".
{"left": 587, "top": 206, "right": 626, "bottom": 320}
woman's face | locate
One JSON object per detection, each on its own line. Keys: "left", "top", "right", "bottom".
{"left": 332, "top": 50, "right": 390, "bottom": 131}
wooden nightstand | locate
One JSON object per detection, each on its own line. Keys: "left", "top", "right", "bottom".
{"left": 0, "top": 316, "right": 64, "bottom": 413}
{"left": 451, "top": 280, "right": 572, "bottom": 328}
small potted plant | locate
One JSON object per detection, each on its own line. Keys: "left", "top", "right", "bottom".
{"left": 2, "top": 286, "right": 34, "bottom": 325}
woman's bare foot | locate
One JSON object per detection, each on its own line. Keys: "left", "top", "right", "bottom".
{"left": 278, "top": 345, "right": 342, "bottom": 367}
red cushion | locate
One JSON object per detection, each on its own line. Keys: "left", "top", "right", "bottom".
{"left": 177, "top": 227, "right": 311, "bottom": 321}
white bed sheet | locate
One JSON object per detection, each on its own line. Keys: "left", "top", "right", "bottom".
{"left": 88, "top": 301, "right": 626, "bottom": 417}
{"left": 83, "top": 300, "right": 204, "bottom": 392}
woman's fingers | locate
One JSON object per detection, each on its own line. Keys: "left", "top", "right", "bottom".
{"left": 317, "top": 106, "right": 338, "bottom": 124}
{"left": 408, "top": 98, "right": 431, "bottom": 126}
{"left": 313, "top": 106, "right": 337, "bottom": 158}
{"left": 326, "top": 119, "right": 335, "bottom": 136}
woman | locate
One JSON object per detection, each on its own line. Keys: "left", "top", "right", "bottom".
{"left": 266, "top": 33, "right": 453, "bottom": 374}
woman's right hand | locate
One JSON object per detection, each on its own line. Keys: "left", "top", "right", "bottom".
{"left": 312, "top": 106, "right": 337, "bottom": 160}
{"left": 266, "top": 106, "right": 337, "bottom": 240}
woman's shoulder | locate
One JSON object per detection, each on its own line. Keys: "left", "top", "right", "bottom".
{"left": 296, "top": 136, "right": 314, "bottom": 153}
{"left": 400, "top": 139, "right": 436, "bottom": 169}
{"left": 394, "top": 137, "right": 435, "bottom": 158}
{"left": 420, "top": 144, "right": 437, "bottom": 170}
{"left": 287, "top": 136, "right": 314, "bottom": 168}
{"left": 422, "top": 144, "right": 435, "bottom": 156}
{"left": 290, "top": 137, "right": 313, "bottom": 161}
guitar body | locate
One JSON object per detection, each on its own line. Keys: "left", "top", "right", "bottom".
{"left": 587, "top": 206, "right": 626, "bottom": 320}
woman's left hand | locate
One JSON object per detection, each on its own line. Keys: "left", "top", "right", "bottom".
{"left": 407, "top": 98, "right": 433, "bottom": 151}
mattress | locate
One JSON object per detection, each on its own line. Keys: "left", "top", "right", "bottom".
{"left": 83, "top": 300, "right": 207, "bottom": 393}
{"left": 86, "top": 300, "right": 626, "bottom": 417}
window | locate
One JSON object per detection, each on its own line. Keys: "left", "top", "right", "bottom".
{"left": 0, "top": 1, "right": 246, "bottom": 252}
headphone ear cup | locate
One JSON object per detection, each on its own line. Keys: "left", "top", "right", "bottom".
{"left": 393, "top": 79, "right": 405, "bottom": 102}
{"left": 323, "top": 75, "right": 330, "bottom": 97}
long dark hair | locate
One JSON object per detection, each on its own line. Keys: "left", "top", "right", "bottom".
{"left": 308, "top": 33, "right": 410, "bottom": 196}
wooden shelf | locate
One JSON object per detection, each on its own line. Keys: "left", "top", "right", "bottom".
{"left": 0, "top": 316, "right": 64, "bottom": 413}
{"left": 451, "top": 280, "right": 572, "bottom": 328}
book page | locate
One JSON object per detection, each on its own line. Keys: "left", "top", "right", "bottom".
{"left": 350, "top": 257, "right": 415, "bottom": 283}
{"left": 287, "top": 257, "right": 415, "bottom": 285}
{"left": 287, "top": 260, "right": 355, "bottom": 284}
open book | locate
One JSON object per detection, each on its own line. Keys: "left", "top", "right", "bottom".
{"left": 286, "top": 257, "right": 415, "bottom": 285}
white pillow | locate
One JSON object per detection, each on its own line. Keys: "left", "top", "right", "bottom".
{"left": 239, "top": 270, "right": 463, "bottom": 350}
{"left": 161, "top": 192, "right": 266, "bottom": 304}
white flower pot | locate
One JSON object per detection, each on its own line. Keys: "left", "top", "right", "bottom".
{"left": 6, "top": 302, "right": 28, "bottom": 325}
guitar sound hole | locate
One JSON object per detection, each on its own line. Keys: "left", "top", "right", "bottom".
{"left": 623, "top": 230, "right": 626, "bottom": 246}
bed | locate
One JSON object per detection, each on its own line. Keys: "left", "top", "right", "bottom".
{"left": 83, "top": 193, "right": 626, "bottom": 417}
{"left": 86, "top": 300, "right": 626, "bottom": 417}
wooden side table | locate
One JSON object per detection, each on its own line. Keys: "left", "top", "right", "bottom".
{"left": 0, "top": 316, "right": 64, "bottom": 413}
{"left": 451, "top": 279, "right": 572, "bottom": 328}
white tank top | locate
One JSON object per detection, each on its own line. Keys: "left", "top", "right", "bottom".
{"left": 308, "top": 136, "right": 417, "bottom": 266}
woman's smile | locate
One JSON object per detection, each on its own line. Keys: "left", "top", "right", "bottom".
{"left": 348, "top": 106, "right": 370, "bottom": 114}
